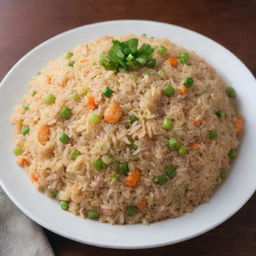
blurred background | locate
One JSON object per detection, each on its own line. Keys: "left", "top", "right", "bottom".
{"left": 0, "top": 0, "right": 255, "bottom": 255}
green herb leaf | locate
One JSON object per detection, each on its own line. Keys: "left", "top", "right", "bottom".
{"left": 138, "top": 43, "right": 154, "bottom": 55}
{"left": 99, "top": 38, "right": 156, "bottom": 72}
{"left": 127, "top": 38, "right": 138, "bottom": 55}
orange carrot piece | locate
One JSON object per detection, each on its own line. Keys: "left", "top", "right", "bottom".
{"left": 16, "top": 158, "right": 30, "bottom": 167}
{"left": 38, "top": 124, "right": 50, "bottom": 145}
{"left": 136, "top": 198, "right": 148, "bottom": 209}
{"left": 31, "top": 172, "right": 39, "bottom": 182}
{"left": 168, "top": 57, "right": 178, "bottom": 67}
{"left": 104, "top": 101, "right": 122, "bottom": 123}
{"left": 46, "top": 75, "right": 52, "bottom": 84}
{"left": 234, "top": 118, "right": 244, "bottom": 136}
{"left": 178, "top": 84, "right": 188, "bottom": 95}
{"left": 191, "top": 142, "right": 201, "bottom": 150}
{"left": 87, "top": 96, "right": 98, "bottom": 110}
{"left": 124, "top": 168, "right": 141, "bottom": 187}
{"left": 79, "top": 59, "right": 89, "bottom": 63}
{"left": 192, "top": 119, "right": 201, "bottom": 127}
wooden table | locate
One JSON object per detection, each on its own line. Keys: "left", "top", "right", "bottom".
{"left": 1, "top": 0, "right": 255, "bottom": 255}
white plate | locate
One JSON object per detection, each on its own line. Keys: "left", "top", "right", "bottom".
{"left": 0, "top": 20, "right": 255, "bottom": 249}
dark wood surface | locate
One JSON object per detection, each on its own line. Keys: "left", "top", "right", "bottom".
{"left": 1, "top": 0, "right": 255, "bottom": 255}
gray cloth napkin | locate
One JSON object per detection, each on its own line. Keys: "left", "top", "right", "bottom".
{"left": 0, "top": 187, "right": 54, "bottom": 256}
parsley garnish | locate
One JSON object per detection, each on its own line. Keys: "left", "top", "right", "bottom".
{"left": 99, "top": 38, "right": 156, "bottom": 72}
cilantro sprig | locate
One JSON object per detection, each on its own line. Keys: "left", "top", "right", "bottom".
{"left": 99, "top": 38, "right": 156, "bottom": 72}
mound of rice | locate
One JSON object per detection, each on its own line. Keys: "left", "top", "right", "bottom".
{"left": 12, "top": 35, "right": 242, "bottom": 224}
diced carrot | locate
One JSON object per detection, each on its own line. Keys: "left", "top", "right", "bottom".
{"left": 136, "top": 198, "right": 147, "bottom": 209}
{"left": 178, "top": 84, "right": 188, "bottom": 95}
{"left": 87, "top": 96, "right": 98, "bottom": 110}
{"left": 124, "top": 168, "right": 141, "bottom": 187}
{"left": 192, "top": 119, "right": 201, "bottom": 127}
{"left": 46, "top": 75, "right": 52, "bottom": 84}
{"left": 234, "top": 118, "right": 244, "bottom": 136}
{"left": 104, "top": 101, "right": 122, "bottom": 123}
{"left": 31, "top": 172, "right": 39, "bottom": 182}
{"left": 16, "top": 158, "right": 30, "bottom": 167}
{"left": 168, "top": 57, "right": 178, "bottom": 67}
{"left": 79, "top": 59, "right": 89, "bottom": 63}
{"left": 190, "top": 142, "right": 201, "bottom": 150}
{"left": 38, "top": 124, "right": 50, "bottom": 145}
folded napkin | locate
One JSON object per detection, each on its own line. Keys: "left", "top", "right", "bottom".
{"left": 0, "top": 187, "right": 54, "bottom": 256}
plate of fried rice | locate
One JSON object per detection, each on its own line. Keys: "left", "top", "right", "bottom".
{"left": 0, "top": 20, "right": 255, "bottom": 248}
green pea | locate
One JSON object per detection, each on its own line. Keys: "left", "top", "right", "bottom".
{"left": 183, "top": 77, "right": 193, "bottom": 87}
{"left": 44, "top": 94, "right": 56, "bottom": 104}
{"left": 13, "top": 147, "right": 23, "bottom": 156}
{"left": 59, "top": 200, "right": 69, "bottom": 210}
{"left": 70, "top": 149, "right": 80, "bottom": 160}
{"left": 157, "top": 45, "right": 167, "bottom": 55}
{"left": 118, "top": 162, "right": 129, "bottom": 174}
{"left": 220, "top": 171, "right": 228, "bottom": 179}
{"left": 72, "top": 92, "right": 80, "bottom": 101}
{"left": 179, "top": 52, "right": 190, "bottom": 64}
{"left": 51, "top": 190, "right": 58, "bottom": 197}
{"left": 89, "top": 113, "right": 100, "bottom": 124}
{"left": 157, "top": 175, "right": 168, "bottom": 185}
{"left": 21, "top": 125, "right": 30, "bottom": 135}
{"left": 65, "top": 52, "right": 73, "bottom": 59}
{"left": 59, "top": 133, "right": 70, "bottom": 144}
{"left": 209, "top": 129, "right": 218, "bottom": 139}
{"left": 226, "top": 87, "right": 236, "bottom": 98}
{"left": 68, "top": 61, "right": 75, "bottom": 67}
{"left": 60, "top": 106, "right": 72, "bottom": 120}
{"left": 162, "top": 118, "right": 173, "bottom": 130}
{"left": 165, "top": 165, "right": 176, "bottom": 178}
{"left": 81, "top": 88, "right": 89, "bottom": 96}
{"left": 127, "top": 205, "right": 138, "bottom": 216}
{"left": 93, "top": 159, "right": 107, "bottom": 171}
{"left": 168, "top": 137, "right": 180, "bottom": 150}
{"left": 163, "top": 85, "right": 175, "bottom": 96}
{"left": 23, "top": 104, "right": 29, "bottom": 111}
{"left": 228, "top": 149, "right": 237, "bottom": 159}
{"left": 157, "top": 70, "right": 165, "bottom": 78}
{"left": 32, "top": 90, "right": 37, "bottom": 97}
{"left": 178, "top": 146, "right": 187, "bottom": 155}
{"left": 88, "top": 209, "right": 99, "bottom": 219}
{"left": 129, "top": 115, "right": 139, "bottom": 124}
{"left": 215, "top": 110, "right": 225, "bottom": 118}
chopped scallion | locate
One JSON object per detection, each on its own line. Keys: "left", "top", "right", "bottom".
{"left": 102, "top": 87, "right": 114, "bottom": 98}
